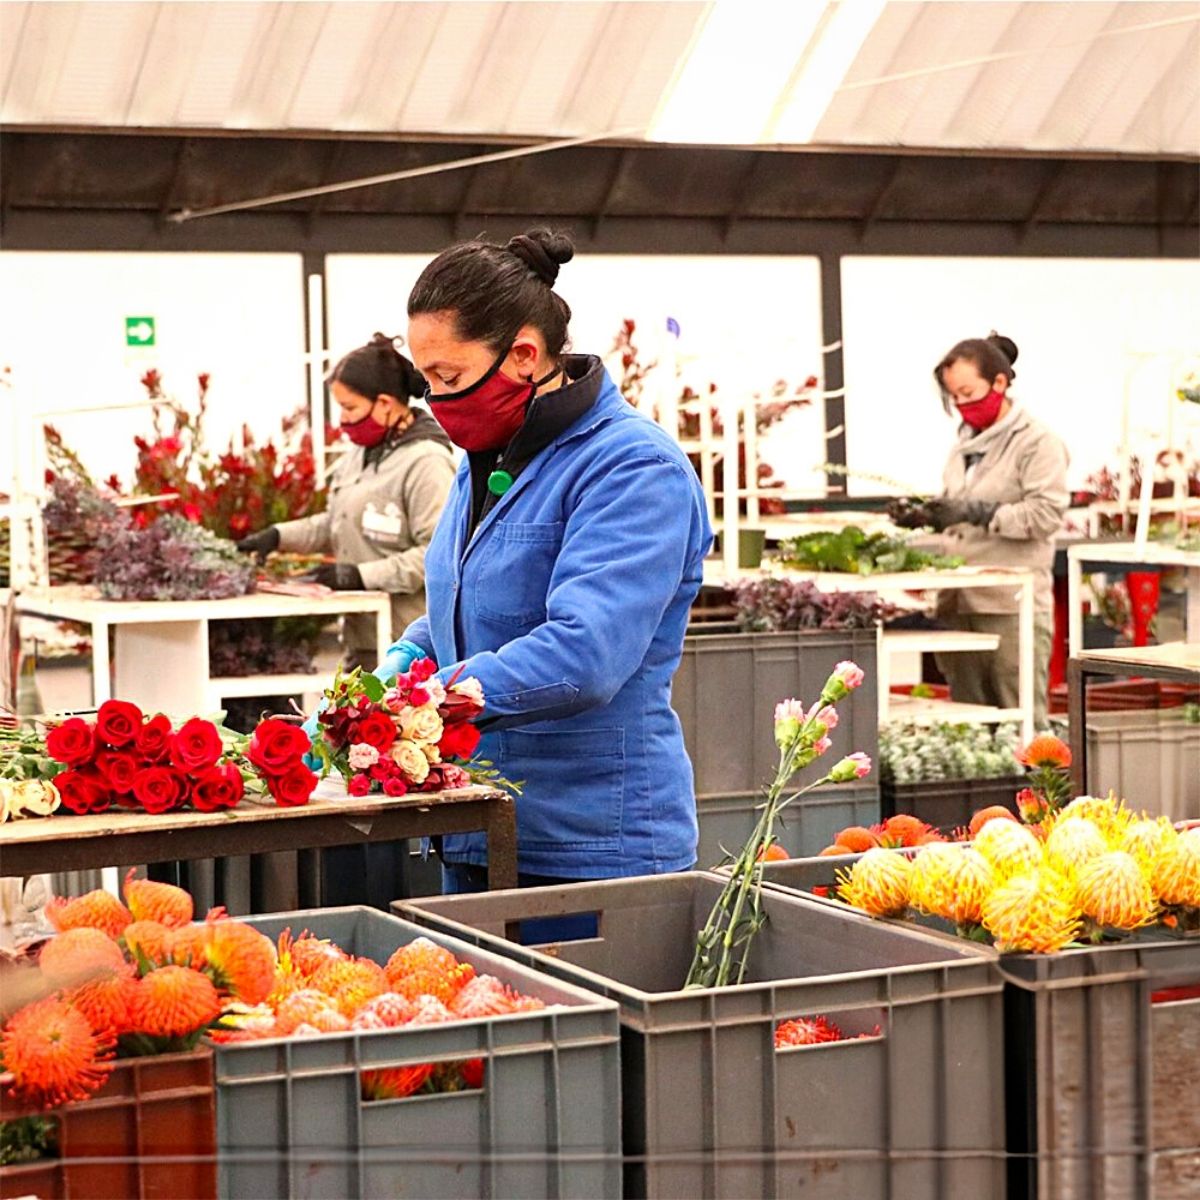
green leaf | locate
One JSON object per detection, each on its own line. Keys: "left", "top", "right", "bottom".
{"left": 360, "top": 673, "right": 386, "bottom": 703}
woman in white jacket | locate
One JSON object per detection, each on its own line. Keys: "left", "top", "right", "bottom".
{"left": 892, "top": 333, "right": 1068, "bottom": 730}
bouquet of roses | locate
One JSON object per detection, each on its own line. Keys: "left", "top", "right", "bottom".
{"left": 309, "top": 658, "right": 494, "bottom": 796}
{"left": 43, "top": 700, "right": 317, "bottom": 815}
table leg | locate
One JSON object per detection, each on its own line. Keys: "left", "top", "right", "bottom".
{"left": 485, "top": 794, "right": 519, "bottom": 891}
{"left": 1187, "top": 566, "right": 1200, "bottom": 645}
{"left": 1018, "top": 576, "right": 1035, "bottom": 740}
{"left": 1067, "top": 658, "right": 1087, "bottom": 795}
{"left": 91, "top": 620, "right": 112, "bottom": 706}
{"left": 1067, "top": 554, "right": 1083, "bottom": 657}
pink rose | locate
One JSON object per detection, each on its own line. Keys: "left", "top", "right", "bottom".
{"left": 348, "top": 743, "right": 380, "bottom": 770}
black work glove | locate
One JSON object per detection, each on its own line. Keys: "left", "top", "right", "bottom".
{"left": 236, "top": 526, "right": 281, "bottom": 560}
{"left": 313, "top": 562, "right": 364, "bottom": 590}
{"left": 887, "top": 497, "right": 930, "bottom": 529}
{"left": 924, "top": 498, "right": 997, "bottom": 531}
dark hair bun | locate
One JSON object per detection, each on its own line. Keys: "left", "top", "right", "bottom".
{"left": 987, "top": 332, "right": 1019, "bottom": 366}
{"left": 330, "top": 333, "right": 424, "bottom": 399}
{"left": 506, "top": 228, "right": 574, "bottom": 285}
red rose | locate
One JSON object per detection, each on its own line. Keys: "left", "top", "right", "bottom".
{"left": 269, "top": 764, "right": 318, "bottom": 807}
{"left": 170, "top": 717, "right": 223, "bottom": 772}
{"left": 438, "top": 721, "right": 481, "bottom": 762}
{"left": 369, "top": 760, "right": 393, "bottom": 782}
{"left": 353, "top": 712, "right": 397, "bottom": 753}
{"left": 54, "top": 769, "right": 110, "bottom": 815}
{"left": 347, "top": 773, "right": 372, "bottom": 797}
{"left": 410, "top": 658, "right": 438, "bottom": 682}
{"left": 96, "top": 699, "right": 144, "bottom": 748}
{"left": 132, "top": 767, "right": 186, "bottom": 815}
{"left": 382, "top": 776, "right": 408, "bottom": 798}
{"left": 192, "top": 763, "right": 245, "bottom": 813}
{"left": 95, "top": 750, "right": 138, "bottom": 796}
{"left": 46, "top": 717, "right": 97, "bottom": 767}
{"left": 248, "top": 718, "right": 311, "bottom": 775}
{"left": 136, "top": 714, "right": 172, "bottom": 762}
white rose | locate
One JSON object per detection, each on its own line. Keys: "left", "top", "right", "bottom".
{"left": 422, "top": 743, "right": 441, "bottom": 764}
{"left": 15, "top": 780, "right": 60, "bottom": 817}
{"left": 450, "top": 677, "right": 485, "bottom": 707}
{"left": 390, "top": 739, "right": 430, "bottom": 785}
{"left": 400, "top": 706, "right": 443, "bottom": 746}
{"left": 424, "top": 679, "right": 447, "bottom": 706}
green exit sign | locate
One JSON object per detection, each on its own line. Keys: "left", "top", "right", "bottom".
{"left": 125, "top": 316, "right": 156, "bottom": 346}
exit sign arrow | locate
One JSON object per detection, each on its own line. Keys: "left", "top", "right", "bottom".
{"left": 125, "top": 316, "right": 156, "bottom": 346}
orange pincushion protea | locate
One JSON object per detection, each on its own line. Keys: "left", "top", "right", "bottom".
{"left": 122, "top": 920, "right": 173, "bottom": 966}
{"left": 311, "top": 957, "right": 388, "bottom": 1018}
{"left": 450, "top": 975, "right": 545, "bottom": 1020}
{"left": 361, "top": 1063, "right": 434, "bottom": 1100}
{"left": 123, "top": 870, "right": 193, "bottom": 929}
{"left": 968, "top": 806, "right": 1018, "bottom": 838}
{"left": 1151, "top": 829, "right": 1200, "bottom": 909}
{"left": 1044, "top": 817, "right": 1108, "bottom": 875}
{"left": 837, "top": 848, "right": 911, "bottom": 917}
{"left": 45, "top": 890, "right": 133, "bottom": 939}
{"left": 203, "top": 920, "right": 278, "bottom": 1006}
{"left": 831, "top": 825, "right": 878, "bottom": 853}
{"left": 356, "top": 992, "right": 418, "bottom": 1027}
{"left": 385, "top": 938, "right": 475, "bottom": 1005}
{"left": 39, "top": 927, "right": 132, "bottom": 989}
{"left": 972, "top": 818, "right": 1043, "bottom": 878}
{"left": 1, "top": 996, "right": 115, "bottom": 1108}
{"left": 981, "top": 870, "right": 1080, "bottom": 954}
{"left": 66, "top": 973, "right": 141, "bottom": 1037}
{"left": 274, "top": 989, "right": 342, "bottom": 1036}
{"left": 133, "top": 966, "right": 223, "bottom": 1039}
{"left": 876, "top": 814, "right": 931, "bottom": 848}
{"left": 1015, "top": 734, "right": 1071, "bottom": 769}
{"left": 288, "top": 931, "right": 347, "bottom": 978}
{"left": 1074, "top": 851, "right": 1156, "bottom": 930}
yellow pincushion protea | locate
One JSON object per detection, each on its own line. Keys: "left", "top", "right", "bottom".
{"left": 1151, "top": 828, "right": 1200, "bottom": 909}
{"left": 981, "top": 869, "right": 1081, "bottom": 954}
{"left": 1044, "top": 816, "right": 1108, "bottom": 875}
{"left": 1120, "top": 817, "right": 1177, "bottom": 871}
{"left": 1059, "top": 793, "right": 1135, "bottom": 846}
{"left": 972, "top": 818, "right": 1043, "bottom": 879}
{"left": 837, "top": 848, "right": 911, "bottom": 917}
{"left": 1074, "top": 851, "right": 1157, "bottom": 930}
{"left": 946, "top": 849, "right": 996, "bottom": 927}
{"left": 907, "top": 843, "right": 964, "bottom": 915}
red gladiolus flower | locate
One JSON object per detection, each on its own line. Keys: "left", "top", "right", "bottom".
{"left": 353, "top": 712, "right": 397, "bottom": 753}
{"left": 438, "top": 721, "right": 481, "bottom": 762}
{"left": 191, "top": 763, "right": 245, "bottom": 812}
{"left": 95, "top": 750, "right": 138, "bottom": 796}
{"left": 170, "top": 717, "right": 224, "bottom": 772}
{"left": 46, "top": 717, "right": 97, "bottom": 767}
{"left": 348, "top": 773, "right": 372, "bottom": 797}
{"left": 55, "top": 769, "right": 111, "bottom": 815}
{"left": 269, "top": 763, "right": 318, "bottom": 807}
{"left": 248, "top": 718, "right": 311, "bottom": 775}
{"left": 136, "top": 714, "right": 173, "bottom": 762}
{"left": 95, "top": 699, "right": 144, "bottom": 748}
{"left": 132, "top": 767, "right": 186, "bottom": 815}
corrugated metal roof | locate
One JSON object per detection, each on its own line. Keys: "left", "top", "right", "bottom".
{"left": 1, "top": 1, "right": 1197, "bottom": 156}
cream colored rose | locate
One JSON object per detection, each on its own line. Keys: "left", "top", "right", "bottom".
{"left": 390, "top": 739, "right": 431, "bottom": 785}
{"left": 15, "top": 780, "right": 61, "bottom": 817}
{"left": 399, "top": 705, "right": 444, "bottom": 747}
{"left": 421, "top": 743, "right": 441, "bottom": 764}
{"left": 451, "top": 677, "right": 485, "bottom": 707}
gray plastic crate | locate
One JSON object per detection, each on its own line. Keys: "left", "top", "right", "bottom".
{"left": 216, "top": 907, "right": 622, "bottom": 1199}
{"left": 672, "top": 629, "right": 879, "bottom": 798}
{"left": 1086, "top": 710, "right": 1200, "bottom": 822}
{"left": 760, "top": 859, "right": 1200, "bottom": 1198}
{"left": 398, "top": 872, "right": 1004, "bottom": 1200}
{"left": 696, "top": 784, "right": 880, "bottom": 869}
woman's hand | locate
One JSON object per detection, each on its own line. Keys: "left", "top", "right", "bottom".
{"left": 236, "top": 526, "right": 281, "bottom": 560}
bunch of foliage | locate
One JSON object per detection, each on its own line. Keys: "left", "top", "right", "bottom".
{"left": 732, "top": 577, "right": 895, "bottom": 632}
{"left": 777, "top": 525, "right": 964, "bottom": 575}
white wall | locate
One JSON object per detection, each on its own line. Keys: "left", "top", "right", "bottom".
{"left": 325, "top": 253, "right": 828, "bottom": 493}
{"left": 842, "top": 256, "right": 1200, "bottom": 496}
{"left": 0, "top": 252, "right": 306, "bottom": 488}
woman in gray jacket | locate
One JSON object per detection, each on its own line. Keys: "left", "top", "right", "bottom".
{"left": 239, "top": 333, "right": 455, "bottom": 668}
{"left": 892, "top": 333, "right": 1068, "bottom": 730}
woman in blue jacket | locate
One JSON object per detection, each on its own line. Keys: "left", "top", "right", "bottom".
{"left": 381, "top": 228, "right": 712, "bottom": 893}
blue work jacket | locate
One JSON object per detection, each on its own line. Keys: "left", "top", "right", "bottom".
{"left": 401, "top": 362, "right": 712, "bottom": 877}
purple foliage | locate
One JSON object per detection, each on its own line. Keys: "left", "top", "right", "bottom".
{"left": 733, "top": 577, "right": 894, "bottom": 632}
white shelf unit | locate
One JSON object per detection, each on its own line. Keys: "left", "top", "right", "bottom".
{"left": 704, "top": 561, "right": 1036, "bottom": 740}
{"left": 15, "top": 586, "right": 392, "bottom": 717}
{"left": 1066, "top": 540, "right": 1200, "bottom": 656}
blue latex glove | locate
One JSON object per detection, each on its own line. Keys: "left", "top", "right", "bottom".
{"left": 372, "top": 638, "right": 426, "bottom": 685}
{"left": 301, "top": 708, "right": 323, "bottom": 771}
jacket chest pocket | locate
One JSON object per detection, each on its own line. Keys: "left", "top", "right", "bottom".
{"left": 362, "top": 502, "right": 407, "bottom": 549}
{"left": 473, "top": 520, "right": 563, "bottom": 627}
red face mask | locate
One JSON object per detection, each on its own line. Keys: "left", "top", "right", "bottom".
{"left": 956, "top": 389, "right": 1005, "bottom": 431}
{"left": 341, "top": 402, "right": 390, "bottom": 448}
{"left": 427, "top": 349, "right": 561, "bottom": 453}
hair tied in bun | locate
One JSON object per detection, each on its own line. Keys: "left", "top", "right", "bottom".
{"left": 986, "top": 331, "right": 1019, "bottom": 366}
{"left": 506, "top": 235, "right": 558, "bottom": 286}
